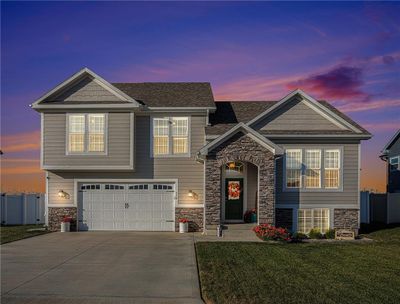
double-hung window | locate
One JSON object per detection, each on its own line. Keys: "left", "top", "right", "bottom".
{"left": 324, "top": 150, "right": 340, "bottom": 188}
{"left": 152, "top": 117, "right": 189, "bottom": 156}
{"left": 285, "top": 148, "right": 341, "bottom": 190}
{"left": 390, "top": 156, "right": 399, "bottom": 172}
{"left": 298, "top": 208, "right": 329, "bottom": 233}
{"left": 67, "top": 114, "right": 106, "bottom": 154}
{"left": 305, "top": 149, "right": 321, "bottom": 188}
{"left": 286, "top": 149, "right": 302, "bottom": 188}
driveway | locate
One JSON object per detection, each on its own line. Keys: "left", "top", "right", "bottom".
{"left": 1, "top": 232, "right": 202, "bottom": 304}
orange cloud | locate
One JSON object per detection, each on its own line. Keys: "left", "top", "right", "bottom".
{"left": 1, "top": 130, "right": 40, "bottom": 153}
{"left": 1, "top": 158, "right": 44, "bottom": 192}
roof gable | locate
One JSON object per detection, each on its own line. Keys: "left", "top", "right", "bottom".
{"left": 256, "top": 97, "right": 343, "bottom": 132}
{"left": 382, "top": 129, "right": 400, "bottom": 153}
{"left": 247, "top": 89, "right": 365, "bottom": 134}
{"left": 199, "top": 123, "right": 284, "bottom": 156}
{"left": 31, "top": 68, "right": 140, "bottom": 108}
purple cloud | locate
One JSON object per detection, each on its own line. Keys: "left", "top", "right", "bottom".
{"left": 287, "top": 65, "right": 368, "bottom": 101}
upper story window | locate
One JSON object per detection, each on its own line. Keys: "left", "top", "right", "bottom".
{"left": 152, "top": 117, "right": 189, "bottom": 157}
{"left": 390, "top": 156, "right": 399, "bottom": 172}
{"left": 285, "top": 148, "right": 341, "bottom": 190}
{"left": 286, "top": 149, "right": 302, "bottom": 188}
{"left": 67, "top": 114, "right": 106, "bottom": 154}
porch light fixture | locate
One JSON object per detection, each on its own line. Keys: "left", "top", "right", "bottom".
{"left": 228, "top": 162, "right": 236, "bottom": 169}
{"left": 58, "top": 190, "right": 69, "bottom": 199}
{"left": 188, "top": 190, "right": 198, "bottom": 199}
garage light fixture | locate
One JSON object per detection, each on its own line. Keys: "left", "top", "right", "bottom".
{"left": 58, "top": 190, "right": 69, "bottom": 199}
{"left": 188, "top": 190, "right": 198, "bottom": 200}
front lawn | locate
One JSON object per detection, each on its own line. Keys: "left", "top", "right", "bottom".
{"left": 196, "top": 227, "right": 400, "bottom": 304}
{"left": 0, "top": 225, "right": 49, "bottom": 244}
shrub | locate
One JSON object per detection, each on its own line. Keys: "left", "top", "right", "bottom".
{"left": 309, "top": 228, "right": 323, "bottom": 239}
{"left": 291, "top": 232, "right": 308, "bottom": 242}
{"left": 325, "top": 229, "right": 336, "bottom": 239}
{"left": 253, "top": 224, "right": 291, "bottom": 242}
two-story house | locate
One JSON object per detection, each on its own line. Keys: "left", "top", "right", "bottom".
{"left": 31, "top": 68, "right": 372, "bottom": 233}
{"left": 381, "top": 129, "right": 400, "bottom": 193}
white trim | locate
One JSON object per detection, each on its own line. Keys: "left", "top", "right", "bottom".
{"left": 199, "top": 122, "right": 284, "bottom": 156}
{"left": 176, "top": 204, "right": 204, "bottom": 208}
{"left": 262, "top": 134, "right": 372, "bottom": 138}
{"left": 33, "top": 104, "right": 140, "bottom": 110}
{"left": 31, "top": 68, "right": 140, "bottom": 107}
{"left": 275, "top": 203, "right": 359, "bottom": 209}
{"left": 40, "top": 113, "right": 44, "bottom": 168}
{"left": 246, "top": 89, "right": 364, "bottom": 134}
{"left": 45, "top": 172, "right": 49, "bottom": 226}
{"left": 65, "top": 113, "right": 108, "bottom": 156}
{"left": 42, "top": 165, "right": 134, "bottom": 170}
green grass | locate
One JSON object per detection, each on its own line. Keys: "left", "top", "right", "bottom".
{"left": 196, "top": 227, "right": 400, "bottom": 304}
{"left": 1, "top": 225, "right": 49, "bottom": 244}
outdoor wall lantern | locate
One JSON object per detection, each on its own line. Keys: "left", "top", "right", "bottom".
{"left": 188, "top": 190, "right": 198, "bottom": 200}
{"left": 58, "top": 190, "right": 70, "bottom": 199}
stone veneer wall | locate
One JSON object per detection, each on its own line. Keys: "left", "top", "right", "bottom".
{"left": 334, "top": 209, "right": 359, "bottom": 230}
{"left": 205, "top": 132, "right": 275, "bottom": 225}
{"left": 175, "top": 208, "right": 203, "bottom": 232}
{"left": 48, "top": 207, "right": 77, "bottom": 231}
{"left": 275, "top": 208, "right": 293, "bottom": 230}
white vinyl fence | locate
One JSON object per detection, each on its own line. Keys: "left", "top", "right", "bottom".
{"left": 1, "top": 193, "right": 45, "bottom": 225}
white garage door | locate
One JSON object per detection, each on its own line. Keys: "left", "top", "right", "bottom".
{"left": 78, "top": 183, "right": 175, "bottom": 231}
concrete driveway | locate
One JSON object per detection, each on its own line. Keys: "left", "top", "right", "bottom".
{"left": 1, "top": 232, "right": 202, "bottom": 304}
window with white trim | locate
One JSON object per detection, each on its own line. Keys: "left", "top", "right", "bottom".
{"left": 305, "top": 149, "right": 321, "bottom": 188}
{"left": 298, "top": 208, "right": 329, "bottom": 234}
{"left": 88, "top": 114, "right": 105, "bottom": 152}
{"left": 68, "top": 115, "right": 85, "bottom": 152}
{"left": 325, "top": 149, "right": 340, "bottom": 188}
{"left": 67, "top": 114, "right": 106, "bottom": 154}
{"left": 390, "top": 156, "right": 399, "bottom": 172}
{"left": 285, "top": 148, "right": 342, "bottom": 190}
{"left": 152, "top": 117, "right": 189, "bottom": 156}
{"left": 286, "top": 149, "right": 302, "bottom": 188}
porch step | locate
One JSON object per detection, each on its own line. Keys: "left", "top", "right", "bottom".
{"left": 206, "top": 223, "right": 257, "bottom": 231}
{"left": 202, "top": 223, "right": 260, "bottom": 241}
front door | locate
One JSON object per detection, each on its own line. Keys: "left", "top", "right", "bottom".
{"left": 225, "top": 178, "right": 244, "bottom": 220}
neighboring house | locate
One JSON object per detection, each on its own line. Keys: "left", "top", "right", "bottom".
{"left": 380, "top": 129, "right": 400, "bottom": 193}
{"left": 31, "top": 68, "right": 372, "bottom": 233}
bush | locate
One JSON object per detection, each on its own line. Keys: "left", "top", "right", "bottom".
{"left": 309, "top": 228, "right": 323, "bottom": 239}
{"left": 253, "top": 224, "right": 291, "bottom": 242}
{"left": 291, "top": 232, "right": 308, "bottom": 242}
{"left": 325, "top": 229, "right": 336, "bottom": 239}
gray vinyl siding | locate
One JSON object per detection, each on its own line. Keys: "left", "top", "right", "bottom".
{"left": 255, "top": 99, "right": 342, "bottom": 131}
{"left": 43, "top": 112, "right": 132, "bottom": 167}
{"left": 275, "top": 142, "right": 359, "bottom": 208}
{"left": 388, "top": 137, "right": 400, "bottom": 157}
{"left": 246, "top": 163, "right": 258, "bottom": 210}
{"left": 47, "top": 114, "right": 206, "bottom": 207}
{"left": 53, "top": 77, "right": 121, "bottom": 103}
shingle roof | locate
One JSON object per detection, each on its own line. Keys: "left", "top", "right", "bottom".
{"left": 112, "top": 82, "right": 216, "bottom": 108}
{"left": 206, "top": 100, "right": 371, "bottom": 136}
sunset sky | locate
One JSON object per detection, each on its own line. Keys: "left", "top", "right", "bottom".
{"left": 1, "top": 1, "right": 399, "bottom": 193}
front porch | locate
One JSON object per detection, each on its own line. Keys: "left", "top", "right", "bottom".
{"left": 202, "top": 129, "right": 280, "bottom": 228}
